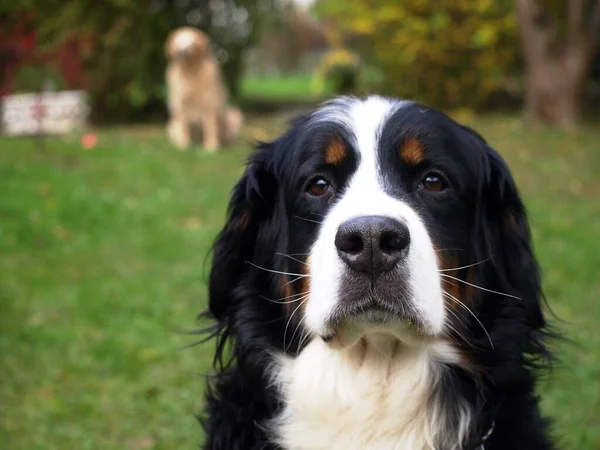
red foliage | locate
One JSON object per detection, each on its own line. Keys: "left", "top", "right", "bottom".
{"left": 0, "top": 11, "right": 88, "bottom": 96}
{"left": 1, "top": 12, "right": 37, "bottom": 95}
{"left": 56, "top": 35, "right": 89, "bottom": 90}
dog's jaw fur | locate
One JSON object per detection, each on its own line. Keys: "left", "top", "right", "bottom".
{"left": 271, "top": 336, "right": 469, "bottom": 450}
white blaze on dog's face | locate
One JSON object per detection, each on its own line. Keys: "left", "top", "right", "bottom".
{"left": 304, "top": 97, "right": 445, "bottom": 347}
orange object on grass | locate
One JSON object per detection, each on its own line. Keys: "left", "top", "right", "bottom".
{"left": 81, "top": 133, "right": 98, "bottom": 149}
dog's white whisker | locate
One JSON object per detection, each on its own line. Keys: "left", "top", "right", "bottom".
{"left": 287, "top": 309, "right": 310, "bottom": 353}
{"left": 295, "top": 215, "right": 322, "bottom": 225}
{"left": 442, "top": 306, "right": 480, "bottom": 350}
{"left": 282, "top": 275, "right": 308, "bottom": 288}
{"left": 441, "top": 278, "right": 461, "bottom": 290}
{"left": 440, "top": 320, "right": 466, "bottom": 347}
{"left": 275, "top": 252, "right": 310, "bottom": 266}
{"left": 442, "top": 291, "right": 494, "bottom": 349}
{"left": 443, "top": 304, "right": 470, "bottom": 331}
{"left": 245, "top": 261, "right": 310, "bottom": 278}
{"left": 438, "top": 256, "right": 494, "bottom": 272}
{"left": 283, "top": 298, "right": 309, "bottom": 352}
{"left": 260, "top": 294, "right": 310, "bottom": 305}
{"left": 298, "top": 326, "right": 313, "bottom": 350}
{"left": 274, "top": 291, "right": 311, "bottom": 301}
{"left": 440, "top": 274, "right": 520, "bottom": 300}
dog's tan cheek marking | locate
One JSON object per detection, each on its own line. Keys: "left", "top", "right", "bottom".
{"left": 435, "top": 243, "right": 479, "bottom": 308}
{"left": 399, "top": 137, "right": 425, "bottom": 165}
{"left": 324, "top": 138, "right": 346, "bottom": 165}
{"left": 435, "top": 245, "right": 482, "bottom": 372}
{"left": 281, "top": 257, "right": 311, "bottom": 316}
{"left": 464, "top": 270, "right": 477, "bottom": 306}
{"left": 443, "top": 270, "right": 478, "bottom": 310}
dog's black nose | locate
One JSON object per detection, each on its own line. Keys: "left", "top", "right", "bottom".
{"left": 335, "top": 215, "right": 410, "bottom": 281}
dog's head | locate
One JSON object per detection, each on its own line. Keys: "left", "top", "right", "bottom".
{"left": 209, "top": 97, "right": 545, "bottom": 361}
{"left": 165, "top": 26, "right": 210, "bottom": 63}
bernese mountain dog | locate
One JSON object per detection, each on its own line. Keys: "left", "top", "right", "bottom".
{"left": 199, "top": 96, "right": 554, "bottom": 449}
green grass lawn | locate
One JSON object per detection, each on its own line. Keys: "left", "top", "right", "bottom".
{"left": 1, "top": 114, "right": 599, "bottom": 449}
{"left": 240, "top": 73, "right": 329, "bottom": 103}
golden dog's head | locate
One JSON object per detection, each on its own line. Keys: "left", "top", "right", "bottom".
{"left": 165, "top": 27, "right": 210, "bottom": 62}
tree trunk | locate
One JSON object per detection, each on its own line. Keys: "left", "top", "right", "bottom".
{"left": 517, "top": 0, "right": 600, "bottom": 127}
{"left": 523, "top": 52, "right": 587, "bottom": 126}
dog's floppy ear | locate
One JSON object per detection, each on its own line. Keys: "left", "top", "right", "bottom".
{"left": 478, "top": 141, "right": 545, "bottom": 329}
{"left": 208, "top": 148, "right": 276, "bottom": 320}
{"left": 195, "top": 31, "right": 210, "bottom": 57}
{"left": 164, "top": 29, "right": 185, "bottom": 60}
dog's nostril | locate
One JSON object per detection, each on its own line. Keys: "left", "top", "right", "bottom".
{"left": 380, "top": 230, "right": 410, "bottom": 253}
{"left": 335, "top": 233, "right": 363, "bottom": 254}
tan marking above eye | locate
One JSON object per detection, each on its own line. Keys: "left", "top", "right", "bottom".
{"left": 324, "top": 138, "right": 346, "bottom": 165}
{"left": 400, "top": 137, "right": 425, "bottom": 165}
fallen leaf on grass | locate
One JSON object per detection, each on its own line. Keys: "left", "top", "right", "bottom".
{"left": 128, "top": 437, "right": 155, "bottom": 449}
{"left": 81, "top": 133, "right": 98, "bottom": 149}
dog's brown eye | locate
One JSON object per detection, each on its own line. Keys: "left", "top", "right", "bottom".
{"left": 420, "top": 173, "right": 446, "bottom": 192}
{"left": 307, "top": 177, "right": 331, "bottom": 197}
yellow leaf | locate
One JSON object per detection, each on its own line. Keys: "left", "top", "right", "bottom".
{"left": 351, "top": 18, "right": 375, "bottom": 34}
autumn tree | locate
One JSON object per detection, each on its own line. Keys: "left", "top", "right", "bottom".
{"left": 516, "top": 0, "right": 600, "bottom": 126}
{"left": 315, "top": 0, "right": 519, "bottom": 110}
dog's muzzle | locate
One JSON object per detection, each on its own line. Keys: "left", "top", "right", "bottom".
{"left": 322, "top": 215, "right": 421, "bottom": 335}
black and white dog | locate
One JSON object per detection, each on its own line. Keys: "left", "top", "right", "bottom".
{"left": 200, "top": 97, "right": 554, "bottom": 449}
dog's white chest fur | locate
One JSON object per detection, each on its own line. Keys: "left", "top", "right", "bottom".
{"left": 272, "top": 336, "right": 453, "bottom": 450}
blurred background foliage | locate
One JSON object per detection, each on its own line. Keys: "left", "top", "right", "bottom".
{"left": 3, "top": 0, "right": 281, "bottom": 121}
{"left": 1, "top": 0, "right": 599, "bottom": 122}
{"left": 315, "top": 0, "right": 521, "bottom": 109}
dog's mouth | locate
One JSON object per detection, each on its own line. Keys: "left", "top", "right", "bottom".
{"left": 321, "top": 292, "right": 429, "bottom": 346}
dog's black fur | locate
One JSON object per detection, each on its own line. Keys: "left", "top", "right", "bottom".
{"left": 199, "top": 98, "right": 555, "bottom": 449}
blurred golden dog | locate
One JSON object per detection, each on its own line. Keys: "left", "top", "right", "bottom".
{"left": 165, "top": 27, "right": 243, "bottom": 151}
